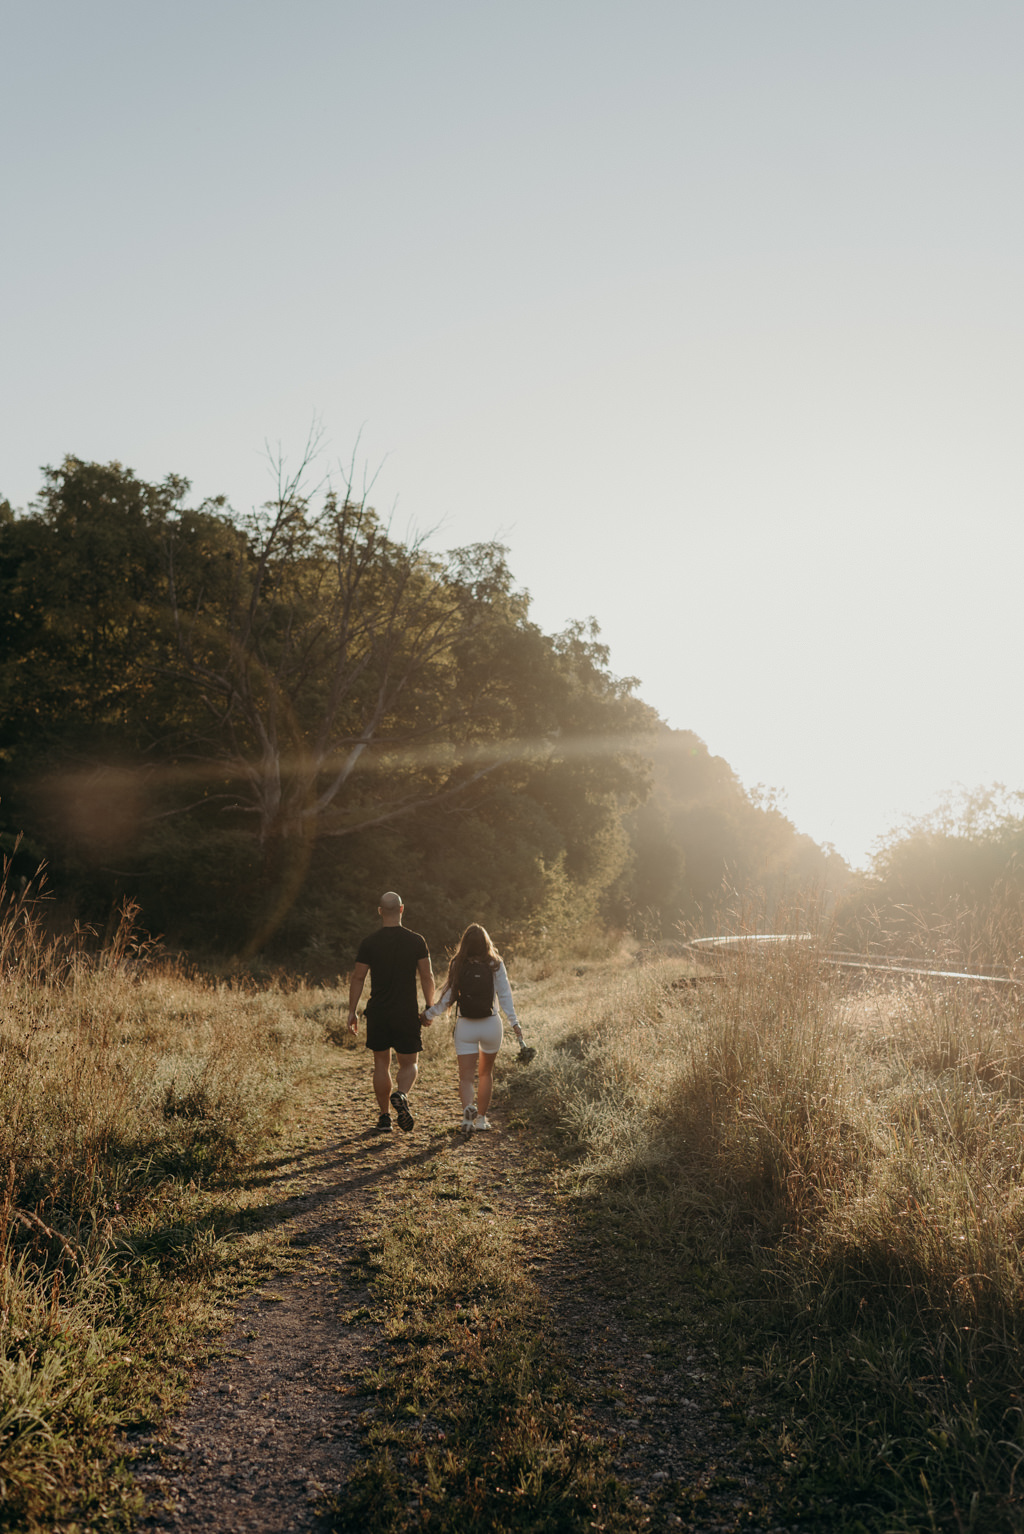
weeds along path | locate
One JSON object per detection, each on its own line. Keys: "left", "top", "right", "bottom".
{"left": 131, "top": 982, "right": 785, "bottom": 1534}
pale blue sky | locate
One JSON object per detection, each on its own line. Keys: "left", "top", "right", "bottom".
{"left": 3, "top": 1, "right": 1022, "bottom": 867}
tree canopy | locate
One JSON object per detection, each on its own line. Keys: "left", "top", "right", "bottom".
{"left": 1, "top": 455, "right": 658, "bottom": 955}
{"left": 1, "top": 452, "right": 838, "bottom": 963}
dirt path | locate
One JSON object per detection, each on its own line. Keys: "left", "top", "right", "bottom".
{"left": 126, "top": 1042, "right": 784, "bottom": 1533}
{"left": 128, "top": 1061, "right": 404, "bottom": 1532}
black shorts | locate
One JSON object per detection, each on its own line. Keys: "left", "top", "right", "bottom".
{"left": 365, "top": 1014, "right": 423, "bottom": 1055}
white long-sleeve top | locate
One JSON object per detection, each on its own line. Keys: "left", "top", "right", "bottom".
{"left": 425, "top": 959, "right": 520, "bottom": 1029}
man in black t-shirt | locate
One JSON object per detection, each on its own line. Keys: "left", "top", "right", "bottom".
{"left": 347, "top": 891, "right": 435, "bottom": 1132}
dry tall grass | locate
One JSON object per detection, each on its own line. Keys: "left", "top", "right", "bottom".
{"left": 509, "top": 938, "right": 1024, "bottom": 1530}
{"left": 0, "top": 877, "right": 325, "bottom": 1532}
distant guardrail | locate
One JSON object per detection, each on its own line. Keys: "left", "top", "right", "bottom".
{"left": 683, "top": 934, "right": 1018, "bottom": 987}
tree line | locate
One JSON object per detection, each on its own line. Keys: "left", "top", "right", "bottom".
{"left": 834, "top": 787, "right": 1024, "bottom": 974}
{"left": 1, "top": 452, "right": 838, "bottom": 965}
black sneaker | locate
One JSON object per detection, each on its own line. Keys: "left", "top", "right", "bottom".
{"left": 389, "top": 1091, "right": 414, "bottom": 1132}
{"left": 375, "top": 1112, "right": 393, "bottom": 1132}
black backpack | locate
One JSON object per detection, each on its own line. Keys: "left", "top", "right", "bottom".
{"left": 456, "top": 958, "right": 495, "bottom": 1019}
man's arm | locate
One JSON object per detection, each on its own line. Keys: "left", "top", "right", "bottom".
{"left": 347, "top": 963, "right": 369, "bottom": 1034}
{"left": 417, "top": 956, "right": 436, "bottom": 1018}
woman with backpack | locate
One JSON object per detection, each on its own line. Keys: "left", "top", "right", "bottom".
{"left": 423, "top": 923, "right": 526, "bottom": 1134}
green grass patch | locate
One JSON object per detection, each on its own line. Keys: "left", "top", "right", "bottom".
{"left": 327, "top": 1165, "right": 644, "bottom": 1533}
{"left": 0, "top": 1161, "right": 297, "bottom": 1532}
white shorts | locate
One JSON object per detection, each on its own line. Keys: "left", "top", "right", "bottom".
{"left": 453, "top": 1012, "right": 503, "bottom": 1056}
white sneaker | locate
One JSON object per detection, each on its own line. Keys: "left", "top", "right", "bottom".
{"left": 461, "top": 1105, "right": 476, "bottom": 1135}
{"left": 473, "top": 1115, "right": 492, "bottom": 1132}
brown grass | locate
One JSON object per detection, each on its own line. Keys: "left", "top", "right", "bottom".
{"left": 0, "top": 875, "right": 328, "bottom": 1532}
{"left": 507, "top": 934, "right": 1024, "bottom": 1530}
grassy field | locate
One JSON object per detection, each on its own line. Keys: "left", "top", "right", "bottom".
{"left": 0, "top": 890, "right": 329, "bottom": 1532}
{"left": 5, "top": 882, "right": 1024, "bottom": 1532}
{"left": 506, "top": 939, "right": 1024, "bottom": 1531}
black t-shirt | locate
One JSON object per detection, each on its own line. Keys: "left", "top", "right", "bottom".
{"left": 355, "top": 925, "right": 429, "bottom": 1022}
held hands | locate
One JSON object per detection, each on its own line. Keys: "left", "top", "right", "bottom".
{"left": 419, "top": 1009, "right": 433, "bottom": 1028}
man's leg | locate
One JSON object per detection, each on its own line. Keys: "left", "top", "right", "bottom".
{"left": 394, "top": 1053, "right": 419, "bottom": 1096}
{"left": 372, "top": 1050, "right": 394, "bottom": 1113}
{"left": 390, "top": 1053, "right": 419, "bottom": 1132}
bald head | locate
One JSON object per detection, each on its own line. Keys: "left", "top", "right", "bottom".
{"left": 379, "top": 891, "right": 404, "bottom": 925}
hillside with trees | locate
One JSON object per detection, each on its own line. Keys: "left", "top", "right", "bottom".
{"left": 607, "top": 728, "right": 842, "bottom": 934}
{"left": 1, "top": 453, "right": 839, "bottom": 963}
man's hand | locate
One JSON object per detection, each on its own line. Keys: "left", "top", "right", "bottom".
{"left": 348, "top": 963, "right": 369, "bottom": 1031}
{"left": 419, "top": 1009, "right": 433, "bottom": 1028}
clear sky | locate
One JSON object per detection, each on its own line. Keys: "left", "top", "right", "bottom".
{"left": 3, "top": 1, "right": 1022, "bottom": 869}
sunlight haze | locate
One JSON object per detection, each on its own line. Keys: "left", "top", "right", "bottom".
{"left": 3, "top": 0, "right": 1021, "bottom": 869}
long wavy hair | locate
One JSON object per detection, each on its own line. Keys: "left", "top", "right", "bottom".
{"left": 444, "top": 923, "right": 501, "bottom": 1002}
